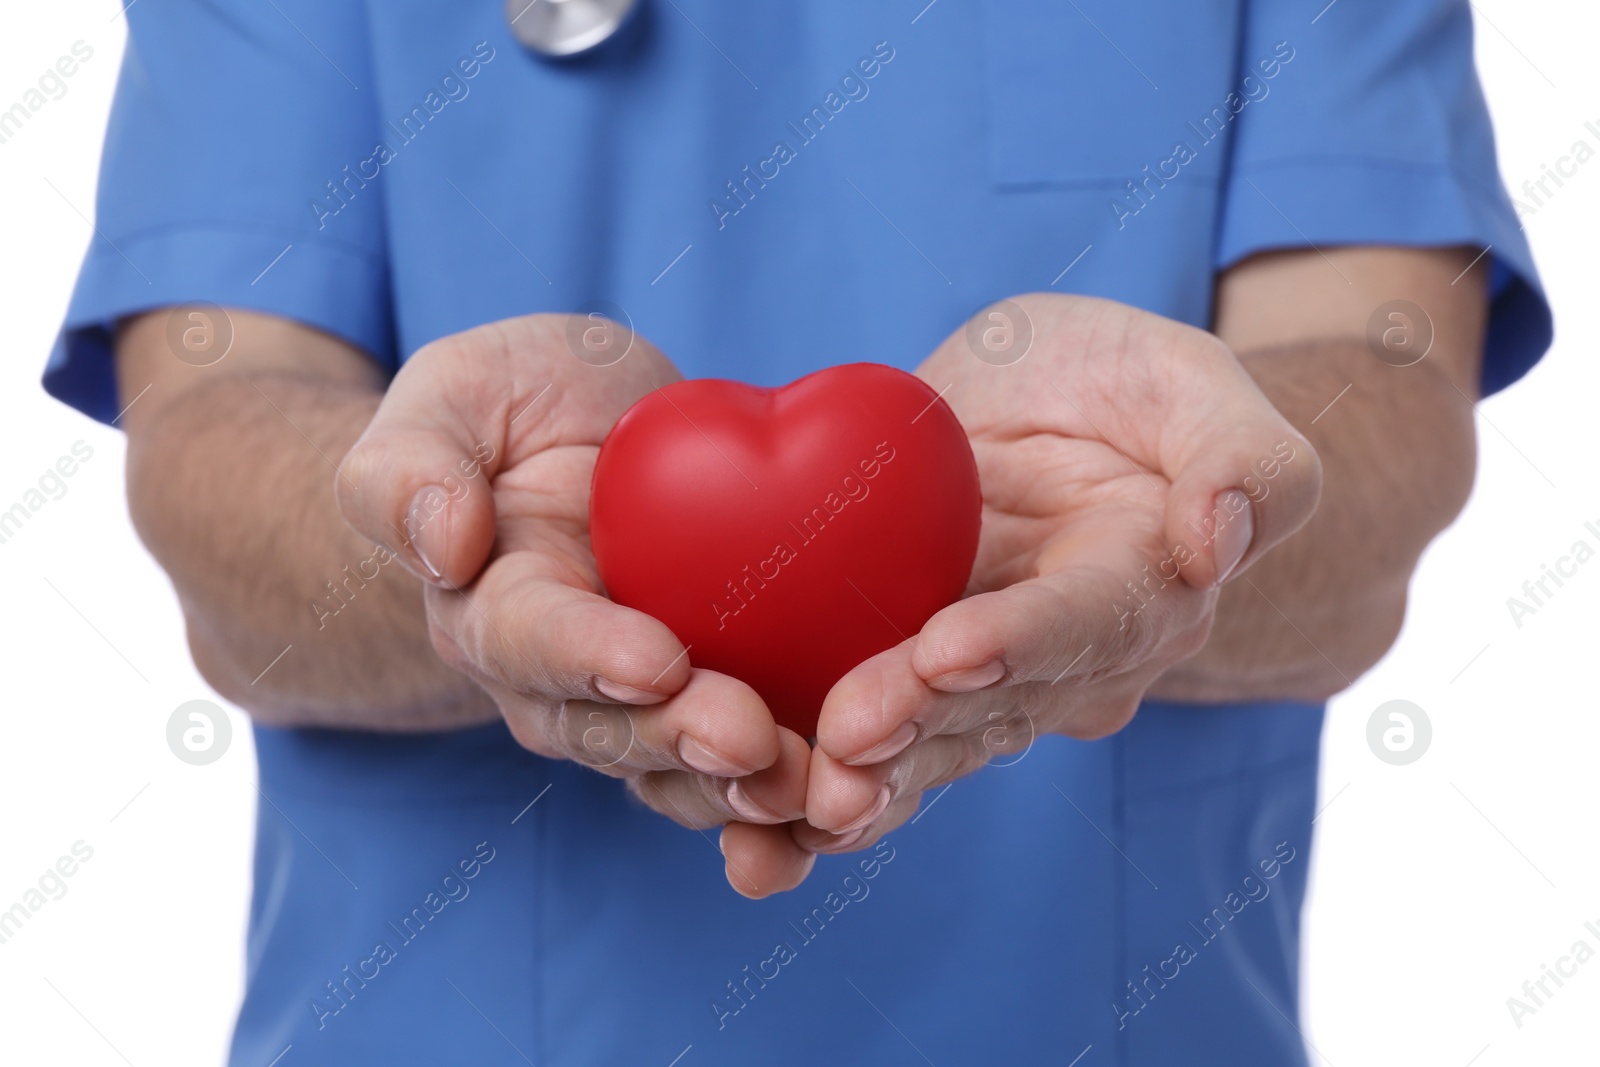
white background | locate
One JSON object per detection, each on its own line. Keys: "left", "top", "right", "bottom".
{"left": 0, "top": 3, "right": 1594, "bottom": 1065}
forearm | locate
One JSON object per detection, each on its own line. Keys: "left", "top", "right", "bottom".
{"left": 124, "top": 360, "right": 496, "bottom": 730}
{"left": 1153, "top": 337, "right": 1477, "bottom": 702}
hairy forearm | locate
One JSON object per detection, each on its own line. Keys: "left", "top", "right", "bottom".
{"left": 1152, "top": 337, "right": 1478, "bottom": 702}
{"left": 125, "top": 371, "right": 497, "bottom": 729}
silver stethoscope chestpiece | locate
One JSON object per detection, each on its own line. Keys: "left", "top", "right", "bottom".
{"left": 505, "top": 0, "right": 640, "bottom": 58}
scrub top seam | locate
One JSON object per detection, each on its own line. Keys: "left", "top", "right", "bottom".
{"left": 1112, "top": 728, "right": 1129, "bottom": 1067}
{"left": 534, "top": 775, "right": 548, "bottom": 1065}
{"left": 78, "top": 218, "right": 390, "bottom": 267}
{"left": 991, "top": 174, "right": 1225, "bottom": 194}
{"left": 1225, "top": 155, "right": 1509, "bottom": 205}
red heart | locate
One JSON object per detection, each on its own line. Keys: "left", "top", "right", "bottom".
{"left": 590, "top": 363, "right": 981, "bottom": 737}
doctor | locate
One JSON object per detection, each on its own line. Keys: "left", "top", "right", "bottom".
{"left": 48, "top": 0, "right": 1547, "bottom": 1064}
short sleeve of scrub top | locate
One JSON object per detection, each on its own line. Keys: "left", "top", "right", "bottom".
{"left": 1215, "top": 0, "right": 1550, "bottom": 395}
{"left": 43, "top": 3, "right": 1551, "bottom": 1066}
{"left": 42, "top": 0, "right": 397, "bottom": 424}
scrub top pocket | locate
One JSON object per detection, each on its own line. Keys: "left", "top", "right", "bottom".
{"left": 979, "top": 0, "right": 1244, "bottom": 188}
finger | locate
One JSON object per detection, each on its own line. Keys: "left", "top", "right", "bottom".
{"left": 792, "top": 794, "right": 921, "bottom": 856}
{"left": 493, "top": 668, "right": 782, "bottom": 780}
{"left": 807, "top": 729, "right": 1008, "bottom": 835}
{"left": 814, "top": 703, "right": 1047, "bottom": 841}
{"left": 721, "top": 822, "right": 816, "bottom": 899}
{"left": 909, "top": 548, "right": 1212, "bottom": 698}
{"left": 426, "top": 552, "right": 693, "bottom": 705}
{"left": 926, "top": 296, "right": 1321, "bottom": 590}
{"left": 1154, "top": 344, "right": 1323, "bottom": 589}
{"left": 336, "top": 332, "right": 513, "bottom": 588}
{"left": 337, "top": 314, "right": 681, "bottom": 588}
{"left": 814, "top": 640, "right": 1031, "bottom": 766}
{"left": 819, "top": 562, "right": 1197, "bottom": 765}
{"left": 631, "top": 727, "right": 810, "bottom": 827}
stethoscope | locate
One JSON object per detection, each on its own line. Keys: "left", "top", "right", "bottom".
{"left": 505, "top": 0, "right": 640, "bottom": 58}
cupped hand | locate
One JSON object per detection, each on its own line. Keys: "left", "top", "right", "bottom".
{"left": 335, "top": 314, "right": 814, "bottom": 897}
{"left": 799, "top": 294, "right": 1323, "bottom": 854}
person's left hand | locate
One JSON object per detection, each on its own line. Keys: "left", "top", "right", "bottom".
{"left": 796, "top": 293, "right": 1322, "bottom": 854}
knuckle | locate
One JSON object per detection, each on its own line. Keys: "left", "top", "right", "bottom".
{"left": 333, "top": 441, "right": 382, "bottom": 520}
{"left": 424, "top": 609, "right": 475, "bottom": 676}
{"left": 624, "top": 774, "right": 659, "bottom": 811}
{"left": 472, "top": 575, "right": 561, "bottom": 690}
{"left": 499, "top": 701, "right": 562, "bottom": 761}
{"left": 624, "top": 772, "right": 655, "bottom": 807}
{"left": 551, "top": 700, "right": 598, "bottom": 763}
{"left": 565, "top": 702, "right": 638, "bottom": 774}
{"left": 547, "top": 700, "right": 584, "bottom": 754}
{"left": 1035, "top": 581, "right": 1089, "bottom": 680}
{"left": 900, "top": 736, "right": 987, "bottom": 794}
{"left": 1114, "top": 586, "right": 1168, "bottom": 665}
{"left": 632, "top": 772, "right": 721, "bottom": 829}
{"left": 1073, "top": 693, "right": 1142, "bottom": 741}
{"left": 476, "top": 623, "right": 527, "bottom": 687}
{"left": 956, "top": 737, "right": 994, "bottom": 779}
{"left": 1174, "top": 613, "right": 1214, "bottom": 660}
{"left": 977, "top": 704, "right": 1034, "bottom": 760}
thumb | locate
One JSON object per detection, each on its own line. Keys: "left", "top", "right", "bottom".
{"left": 1161, "top": 362, "right": 1323, "bottom": 590}
{"left": 336, "top": 342, "right": 508, "bottom": 589}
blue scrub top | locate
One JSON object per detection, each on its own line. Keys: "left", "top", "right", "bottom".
{"left": 47, "top": 2, "right": 1548, "bottom": 1064}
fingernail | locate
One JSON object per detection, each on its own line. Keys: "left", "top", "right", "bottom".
{"left": 678, "top": 735, "right": 751, "bottom": 777}
{"left": 930, "top": 658, "right": 1006, "bottom": 693}
{"left": 820, "top": 827, "right": 866, "bottom": 852}
{"left": 729, "top": 877, "right": 765, "bottom": 900}
{"left": 595, "top": 678, "right": 666, "bottom": 705}
{"left": 796, "top": 851, "right": 818, "bottom": 881}
{"left": 407, "top": 486, "right": 447, "bottom": 582}
{"left": 1213, "top": 489, "right": 1254, "bottom": 585}
{"left": 837, "top": 784, "right": 892, "bottom": 836}
{"left": 726, "top": 780, "right": 784, "bottom": 823}
{"left": 844, "top": 721, "right": 919, "bottom": 766}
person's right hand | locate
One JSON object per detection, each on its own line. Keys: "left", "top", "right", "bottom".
{"left": 336, "top": 314, "right": 815, "bottom": 897}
